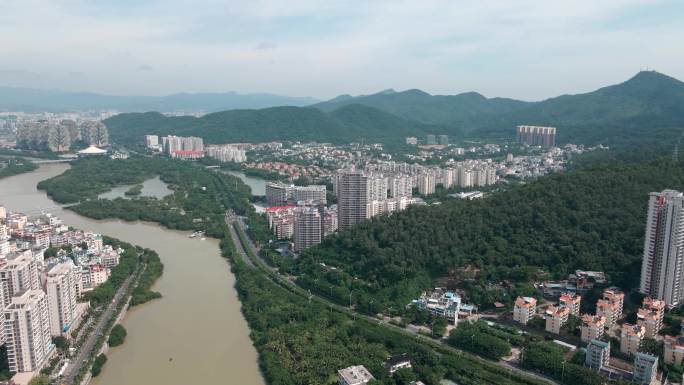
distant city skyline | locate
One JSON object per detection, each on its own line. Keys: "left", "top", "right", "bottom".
{"left": 1, "top": 0, "right": 683, "bottom": 100}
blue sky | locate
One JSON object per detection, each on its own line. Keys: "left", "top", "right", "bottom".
{"left": 1, "top": 0, "right": 682, "bottom": 100}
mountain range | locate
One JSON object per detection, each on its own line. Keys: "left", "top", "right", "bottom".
{"left": 104, "top": 71, "right": 684, "bottom": 148}
{"left": 0, "top": 87, "right": 319, "bottom": 112}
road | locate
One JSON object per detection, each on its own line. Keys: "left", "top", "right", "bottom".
{"left": 227, "top": 217, "right": 559, "bottom": 385}
{"left": 62, "top": 273, "right": 136, "bottom": 385}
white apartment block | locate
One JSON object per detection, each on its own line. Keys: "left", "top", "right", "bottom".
{"left": 559, "top": 292, "right": 581, "bottom": 316}
{"left": 145, "top": 135, "right": 159, "bottom": 148}
{"left": 585, "top": 339, "right": 610, "bottom": 370}
{"left": 513, "top": 296, "right": 537, "bottom": 325}
{"left": 46, "top": 262, "right": 78, "bottom": 336}
{"left": 205, "top": 144, "right": 246, "bottom": 163}
{"left": 581, "top": 315, "right": 606, "bottom": 343}
{"left": 0, "top": 252, "right": 40, "bottom": 307}
{"left": 292, "top": 185, "right": 327, "bottom": 204}
{"left": 4, "top": 290, "right": 54, "bottom": 373}
{"left": 545, "top": 306, "right": 569, "bottom": 334}
{"left": 417, "top": 174, "right": 435, "bottom": 196}
{"left": 620, "top": 324, "right": 646, "bottom": 355}
{"left": 388, "top": 175, "right": 412, "bottom": 198}
{"left": 266, "top": 183, "right": 327, "bottom": 206}
{"left": 640, "top": 190, "right": 684, "bottom": 308}
{"left": 596, "top": 289, "right": 625, "bottom": 328}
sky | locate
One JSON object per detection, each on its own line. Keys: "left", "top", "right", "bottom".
{"left": 1, "top": 0, "right": 683, "bottom": 101}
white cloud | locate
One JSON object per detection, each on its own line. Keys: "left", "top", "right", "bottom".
{"left": 0, "top": 0, "right": 681, "bottom": 99}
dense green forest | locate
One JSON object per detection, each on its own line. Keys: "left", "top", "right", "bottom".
{"left": 104, "top": 104, "right": 440, "bottom": 146}
{"left": 222, "top": 230, "right": 550, "bottom": 385}
{"left": 288, "top": 157, "right": 684, "bottom": 312}
{"left": 84, "top": 236, "right": 162, "bottom": 307}
{"left": 37, "top": 156, "right": 254, "bottom": 236}
{"left": 0, "top": 156, "right": 37, "bottom": 179}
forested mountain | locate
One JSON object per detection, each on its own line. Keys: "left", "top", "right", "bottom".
{"left": 312, "top": 71, "right": 684, "bottom": 146}
{"left": 0, "top": 87, "right": 318, "bottom": 112}
{"left": 101, "top": 71, "right": 684, "bottom": 147}
{"left": 472, "top": 71, "right": 684, "bottom": 143}
{"left": 314, "top": 89, "right": 530, "bottom": 125}
{"left": 292, "top": 157, "right": 684, "bottom": 311}
{"left": 105, "top": 104, "right": 442, "bottom": 146}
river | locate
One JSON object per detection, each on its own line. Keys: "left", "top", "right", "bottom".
{"left": 0, "top": 164, "right": 264, "bottom": 385}
{"left": 221, "top": 170, "right": 267, "bottom": 196}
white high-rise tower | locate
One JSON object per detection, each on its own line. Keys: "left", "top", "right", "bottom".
{"left": 639, "top": 190, "right": 684, "bottom": 308}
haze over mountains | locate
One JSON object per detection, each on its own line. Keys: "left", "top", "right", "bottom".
{"left": 102, "top": 71, "right": 684, "bottom": 148}
{"left": 0, "top": 87, "right": 319, "bottom": 113}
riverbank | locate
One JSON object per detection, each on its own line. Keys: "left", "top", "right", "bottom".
{"left": 16, "top": 158, "right": 559, "bottom": 385}
{"left": 0, "top": 156, "right": 37, "bottom": 179}
{"left": 0, "top": 164, "right": 264, "bottom": 385}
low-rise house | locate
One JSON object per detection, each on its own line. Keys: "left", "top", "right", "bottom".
{"left": 412, "top": 289, "right": 461, "bottom": 324}
{"left": 385, "top": 354, "right": 411, "bottom": 374}
{"left": 338, "top": 365, "right": 375, "bottom": 385}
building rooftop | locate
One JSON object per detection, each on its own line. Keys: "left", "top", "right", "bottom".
{"left": 582, "top": 314, "right": 606, "bottom": 327}
{"left": 621, "top": 324, "right": 646, "bottom": 338}
{"left": 338, "top": 365, "right": 375, "bottom": 385}
{"left": 515, "top": 296, "right": 537, "bottom": 308}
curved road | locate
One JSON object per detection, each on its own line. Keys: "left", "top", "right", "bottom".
{"left": 226, "top": 216, "right": 559, "bottom": 385}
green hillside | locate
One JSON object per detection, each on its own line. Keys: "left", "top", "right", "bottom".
{"left": 472, "top": 71, "right": 684, "bottom": 144}
{"left": 291, "top": 157, "right": 684, "bottom": 311}
{"left": 105, "top": 104, "right": 439, "bottom": 146}
{"left": 315, "top": 89, "right": 530, "bottom": 125}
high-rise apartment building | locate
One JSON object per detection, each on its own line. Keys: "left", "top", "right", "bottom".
{"left": 46, "top": 262, "right": 78, "bottom": 336}
{"left": 388, "top": 176, "right": 412, "bottom": 198}
{"left": 426, "top": 134, "right": 437, "bottom": 145}
{"left": 294, "top": 207, "right": 322, "bottom": 252}
{"left": 417, "top": 174, "right": 435, "bottom": 196}
{"left": 4, "top": 290, "right": 54, "bottom": 373}
{"left": 438, "top": 135, "right": 449, "bottom": 146}
{"left": 0, "top": 252, "right": 40, "bottom": 307}
{"left": 639, "top": 190, "right": 684, "bottom": 308}
{"left": 516, "top": 125, "right": 556, "bottom": 147}
{"left": 266, "top": 183, "right": 291, "bottom": 206}
{"left": 337, "top": 171, "right": 370, "bottom": 230}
